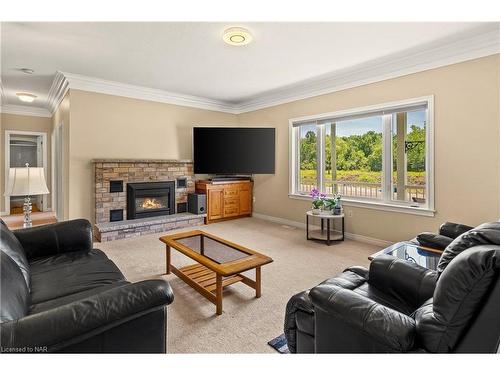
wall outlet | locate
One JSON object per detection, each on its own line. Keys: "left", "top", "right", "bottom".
{"left": 347, "top": 210, "right": 353, "bottom": 217}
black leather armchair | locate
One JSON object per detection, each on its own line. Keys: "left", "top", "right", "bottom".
{"left": 285, "top": 222, "right": 500, "bottom": 353}
{"left": 1, "top": 219, "right": 174, "bottom": 353}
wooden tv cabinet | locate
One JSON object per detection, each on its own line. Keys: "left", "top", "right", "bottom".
{"left": 195, "top": 180, "right": 253, "bottom": 224}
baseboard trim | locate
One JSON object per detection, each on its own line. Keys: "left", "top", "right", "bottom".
{"left": 252, "top": 212, "right": 392, "bottom": 247}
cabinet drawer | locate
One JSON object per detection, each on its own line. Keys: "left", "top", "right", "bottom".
{"left": 224, "top": 206, "right": 239, "bottom": 216}
{"left": 224, "top": 197, "right": 239, "bottom": 207}
{"left": 224, "top": 189, "right": 239, "bottom": 197}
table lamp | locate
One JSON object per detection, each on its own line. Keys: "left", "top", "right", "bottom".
{"left": 4, "top": 163, "right": 50, "bottom": 228}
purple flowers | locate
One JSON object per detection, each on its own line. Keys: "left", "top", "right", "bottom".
{"left": 310, "top": 188, "right": 326, "bottom": 198}
{"left": 310, "top": 188, "right": 327, "bottom": 209}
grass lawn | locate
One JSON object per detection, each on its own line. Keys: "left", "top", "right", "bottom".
{"left": 300, "top": 169, "right": 425, "bottom": 185}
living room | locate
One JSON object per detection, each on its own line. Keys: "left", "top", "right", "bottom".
{"left": 1, "top": 1, "right": 500, "bottom": 373}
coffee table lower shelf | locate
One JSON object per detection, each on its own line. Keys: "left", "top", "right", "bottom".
{"left": 168, "top": 262, "right": 261, "bottom": 315}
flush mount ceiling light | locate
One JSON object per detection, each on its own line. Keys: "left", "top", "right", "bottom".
{"left": 16, "top": 92, "right": 37, "bottom": 103}
{"left": 222, "top": 27, "right": 253, "bottom": 46}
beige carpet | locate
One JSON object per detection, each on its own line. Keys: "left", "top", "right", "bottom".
{"left": 97, "top": 217, "right": 382, "bottom": 353}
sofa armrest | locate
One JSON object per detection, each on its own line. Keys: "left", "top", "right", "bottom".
{"left": 416, "top": 232, "right": 453, "bottom": 250}
{"left": 310, "top": 284, "right": 416, "bottom": 352}
{"left": 439, "top": 222, "right": 473, "bottom": 239}
{"left": 14, "top": 219, "right": 93, "bottom": 259}
{"left": 369, "top": 255, "right": 438, "bottom": 309}
{"left": 0, "top": 279, "right": 174, "bottom": 352}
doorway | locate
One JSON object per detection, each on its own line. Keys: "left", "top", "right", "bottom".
{"left": 4, "top": 130, "right": 48, "bottom": 215}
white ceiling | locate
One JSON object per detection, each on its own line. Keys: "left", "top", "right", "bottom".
{"left": 0, "top": 22, "right": 497, "bottom": 112}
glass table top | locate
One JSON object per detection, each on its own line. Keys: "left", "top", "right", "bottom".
{"left": 384, "top": 243, "right": 440, "bottom": 270}
{"left": 176, "top": 234, "right": 250, "bottom": 264}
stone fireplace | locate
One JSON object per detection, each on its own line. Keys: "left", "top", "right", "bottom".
{"left": 92, "top": 159, "right": 205, "bottom": 241}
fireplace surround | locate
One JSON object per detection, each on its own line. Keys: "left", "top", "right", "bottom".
{"left": 127, "top": 181, "right": 175, "bottom": 219}
{"left": 93, "top": 159, "right": 205, "bottom": 241}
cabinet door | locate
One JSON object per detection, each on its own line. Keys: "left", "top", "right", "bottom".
{"left": 239, "top": 186, "right": 252, "bottom": 215}
{"left": 208, "top": 189, "right": 224, "bottom": 220}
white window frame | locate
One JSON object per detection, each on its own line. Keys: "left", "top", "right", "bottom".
{"left": 289, "top": 96, "right": 435, "bottom": 217}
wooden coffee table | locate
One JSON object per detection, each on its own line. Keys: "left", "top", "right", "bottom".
{"left": 159, "top": 230, "right": 273, "bottom": 315}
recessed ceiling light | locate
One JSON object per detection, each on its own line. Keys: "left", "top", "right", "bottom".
{"left": 19, "top": 68, "right": 34, "bottom": 75}
{"left": 223, "top": 27, "right": 253, "bottom": 46}
{"left": 16, "top": 92, "right": 37, "bottom": 103}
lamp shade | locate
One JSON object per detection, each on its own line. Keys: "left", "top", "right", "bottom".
{"left": 5, "top": 167, "right": 50, "bottom": 196}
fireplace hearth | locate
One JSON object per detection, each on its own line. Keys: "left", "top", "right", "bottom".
{"left": 127, "top": 181, "right": 175, "bottom": 220}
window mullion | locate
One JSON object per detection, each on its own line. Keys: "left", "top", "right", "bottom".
{"left": 294, "top": 127, "right": 300, "bottom": 194}
{"left": 317, "top": 122, "right": 325, "bottom": 193}
{"left": 382, "top": 114, "right": 392, "bottom": 202}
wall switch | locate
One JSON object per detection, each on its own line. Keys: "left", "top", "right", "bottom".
{"left": 252, "top": 196, "right": 256, "bottom": 203}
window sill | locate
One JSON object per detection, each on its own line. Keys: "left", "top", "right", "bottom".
{"left": 288, "top": 193, "right": 435, "bottom": 217}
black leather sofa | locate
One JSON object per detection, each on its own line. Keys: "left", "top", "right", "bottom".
{"left": 285, "top": 222, "right": 500, "bottom": 353}
{"left": 1, "top": 219, "right": 174, "bottom": 353}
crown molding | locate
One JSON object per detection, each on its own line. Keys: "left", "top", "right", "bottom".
{"left": 44, "top": 24, "right": 499, "bottom": 115}
{"left": 47, "top": 71, "right": 70, "bottom": 114}
{"left": 60, "top": 71, "right": 239, "bottom": 114}
{"left": 232, "top": 23, "right": 500, "bottom": 113}
{"left": 0, "top": 79, "right": 7, "bottom": 105}
{"left": 0, "top": 104, "right": 52, "bottom": 117}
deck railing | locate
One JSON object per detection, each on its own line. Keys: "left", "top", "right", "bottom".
{"left": 299, "top": 178, "right": 426, "bottom": 203}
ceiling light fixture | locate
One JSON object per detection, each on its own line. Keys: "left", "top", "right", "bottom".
{"left": 223, "top": 27, "right": 253, "bottom": 46}
{"left": 16, "top": 92, "right": 37, "bottom": 103}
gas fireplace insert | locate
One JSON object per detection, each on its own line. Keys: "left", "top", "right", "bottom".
{"left": 127, "top": 181, "right": 175, "bottom": 220}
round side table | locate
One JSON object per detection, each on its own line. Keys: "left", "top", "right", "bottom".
{"left": 306, "top": 210, "right": 345, "bottom": 246}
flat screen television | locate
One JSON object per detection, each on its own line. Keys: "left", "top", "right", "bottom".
{"left": 193, "top": 127, "right": 275, "bottom": 174}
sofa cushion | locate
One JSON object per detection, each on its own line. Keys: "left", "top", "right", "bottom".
{"left": 29, "top": 249, "right": 126, "bottom": 305}
{"left": 29, "top": 280, "right": 130, "bottom": 315}
{"left": 0, "top": 219, "right": 30, "bottom": 289}
{"left": 415, "top": 246, "right": 500, "bottom": 352}
{"left": 1, "top": 251, "right": 29, "bottom": 323}
{"left": 438, "top": 222, "right": 500, "bottom": 273}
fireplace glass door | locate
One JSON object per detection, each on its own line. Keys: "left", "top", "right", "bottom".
{"left": 135, "top": 194, "right": 169, "bottom": 213}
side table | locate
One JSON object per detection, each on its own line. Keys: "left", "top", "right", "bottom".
{"left": 0, "top": 211, "right": 57, "bottom": 230}
{"left": 306, "top": 210, "right": 345, "bottom": 246}
{"left": 368, "top": 241, "right": 443, "bottom": 270}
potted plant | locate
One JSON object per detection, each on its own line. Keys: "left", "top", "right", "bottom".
{"left": 322, "top": 194, "right": 342, "bottom": 214}
{"left": 309, "top": 188, "right": 325, "bottom": 214}
{"left": 323, "top": 197, "right": 337, "bottom": 213}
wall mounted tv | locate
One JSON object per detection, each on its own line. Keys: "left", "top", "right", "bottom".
{"left": 193, "top": 127, "right": 275, "bottom": 175}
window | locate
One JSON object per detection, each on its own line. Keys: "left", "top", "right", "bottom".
{"left": 289, "top": 97, "right": 434, "bottom": 214}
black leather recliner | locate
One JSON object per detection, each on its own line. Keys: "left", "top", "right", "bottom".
{"left": 285, "top": 222, "right": 500, "bottom": 353}
{"left": 1, "top": 219, "right": 174, "bottom": 353}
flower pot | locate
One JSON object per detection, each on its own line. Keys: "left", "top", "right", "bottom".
{"left": 311, "top": 208, "right": 321, "bottom": 215}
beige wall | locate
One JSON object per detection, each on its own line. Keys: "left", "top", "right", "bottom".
{"left": 67, "top": 89, "right": 237, "bottom": 222}
{"left": 0, "top": 113, "right": 53, "bottom": 214}
{"left": 238, "top": 55, "right": 500, "bottom": 242}
{"left": 50, "top": 54, "right": 500, "bottom": 242}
